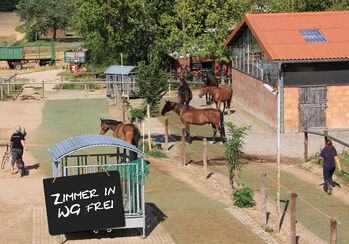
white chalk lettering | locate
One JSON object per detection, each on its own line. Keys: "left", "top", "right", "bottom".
{"left": 50, "top": 189, "right": 99, "bottom": 205}
{"left": 105, "top": 186, "right": 116, "bottom": 196}
{"left": 104, "top": 200, "right": 114, "bottom": 209}
{"left": 57, "top": 204, "right": 81, "bottom": 218}
{"left": 85, "top": 200, "right": 114, "bottom": 212}
{"left": 58, "top": 206, "right": 70, "bottom": 218}
{"left": 51, "top": 193, "right": 63, "bottom": 205}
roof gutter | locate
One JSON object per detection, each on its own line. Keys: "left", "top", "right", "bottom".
{"left": 274, "top": 58, "right": 349, "bottom": 64}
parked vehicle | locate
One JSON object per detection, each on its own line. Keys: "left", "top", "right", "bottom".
{"left": 0, "top": 40, "right": 56, "bottom": 70}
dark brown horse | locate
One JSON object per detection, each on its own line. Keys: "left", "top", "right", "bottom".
{"left": 202, "top": 72, "right": 218, "bottom": 105}
{"left": 99, "top": 119, "right": 140, "bottom": 161}
{"left": 178, "top": 78, "right": 192, "bottom": 106}
{"left": 199, "top": 85, "right": 233, "bottom": 114}
{"left": 161, "top": 101, "right": 225, "bottom": 143}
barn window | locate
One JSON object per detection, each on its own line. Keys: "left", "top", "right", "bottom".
{"left": 299, "top": 29, "right": 328, "bottom": 43}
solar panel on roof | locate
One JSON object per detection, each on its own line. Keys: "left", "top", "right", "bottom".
{"left": 299, "top": 29, "right": 328, "bottom": 43}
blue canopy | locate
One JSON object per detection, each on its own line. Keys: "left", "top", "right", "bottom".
{"left": 48, "top": 134, "right": 147, "bottom": 162}
{"left": 104, "top": 65, "right": 138, "bottom": 75}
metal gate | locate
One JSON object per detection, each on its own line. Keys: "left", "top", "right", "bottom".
{"left": 298, "top": 86, "right": 327, "bottom": 130}
{"left": 63, "top": 161, "right": 144, "bottom": 217}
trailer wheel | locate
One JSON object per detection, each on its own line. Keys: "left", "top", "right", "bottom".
{"left": 14, "top": 62, "right": 22, "bottom": 70}
{"left": 39, "top": 60, "right": 46, "bottom": 66}
{"left": 8, "top": 63, "right": 14, "bottom": 69}
{"left": 49, "top": 60, "right": 55, "bottom": 66}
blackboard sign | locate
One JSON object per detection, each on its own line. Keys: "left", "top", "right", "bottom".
{"left": 43, "top": 171, "right": 125, "bottom": 235}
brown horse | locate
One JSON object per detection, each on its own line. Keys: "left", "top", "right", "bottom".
{"left": 178, "top": 78, "right": 192, "bottom": 106}
{"left": 99, "top": 119, "right": 140, "bottom": 161}
{"left": 199, "top": 85, "right": 233, "bottom": 114}
{"left": 161, "top": 101, "right": 225, "bottom": 143}
{"left": 202, "top": 72, "right": 218, "bottom": 105}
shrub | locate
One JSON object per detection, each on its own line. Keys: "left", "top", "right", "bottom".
{"left": 232, "top": 186, "right": 255, "bottom": 208}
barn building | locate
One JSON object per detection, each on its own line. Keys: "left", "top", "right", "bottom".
{"left": 224, "top": 11, "right": 349, "bottom": 132}
{"left": 105, "top": 65, "right": 138, "bottom": 99}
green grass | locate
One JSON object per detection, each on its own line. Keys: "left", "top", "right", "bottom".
{"left": 30, "top": 99, "right": 110, "bottom": 173}
{"left": 146, "top": 165, "right": 265, "bottom": 244}
{"left": 237, "top": 164, "right": 349, "bottom": 244}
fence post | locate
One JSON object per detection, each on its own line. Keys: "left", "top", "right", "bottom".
{"left": 147, "top": 104, "right": 152, "bottom": 152}
{"left": 182, "top": 128, "right": 185, "bottom": 166}
{"left": 165, "top": 119, "right": 169, "bottom": 151}
{"left": 304, "top": 129, "right": 308, "bottom": 162}
{"left": 84, "top": 81, "right": 87, "bottom": 98}
{"left": 42, "top": 81, "right": 45, "bottom": 99}
{"left": 0, "top": 82, "right": 3, "bottom": 100}
{"left": 330, "top": 217, "right": 337, "bottom": 244}
{"left": 290, "top": 192, "right": 297, "bottom": 244}
{"left": 203, "top": 138, "right": 207, "bottom": 178}
{"left": 60, "top": 74, "right": 63, "bottom": 89}
{"left": 261, "top": 172, "right": 267, "bottom": 226}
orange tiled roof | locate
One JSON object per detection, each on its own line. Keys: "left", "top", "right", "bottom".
{"left": 224, "top": 11, "right": 349, "bottom": 62}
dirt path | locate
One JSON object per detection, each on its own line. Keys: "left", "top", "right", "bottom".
{"left": 0, "top": 100, "right": 47, "bottom": 244}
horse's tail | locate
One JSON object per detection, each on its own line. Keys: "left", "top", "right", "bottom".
{"left": 219, "top": 110, "right": 226, "bottom": 139}
{"left": 130, "top": 126, "right": 140, "bottom": 161}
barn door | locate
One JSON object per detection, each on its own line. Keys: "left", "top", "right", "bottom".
{"left": 298, "top": 86, "right": 327, "bottom": 131}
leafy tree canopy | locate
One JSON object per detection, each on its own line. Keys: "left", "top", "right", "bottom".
{"left": 16, "top": 0, "right": 72, "bottom": 40}
{"left": 0, "top": 0, "right": 20, "bottom": 11}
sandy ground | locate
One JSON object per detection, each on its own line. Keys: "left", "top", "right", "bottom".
{"left": 0, "top": 100, "right": 47, "bottom": 244}
{"left": 0, "top": 12, "right": 25, "bottom": 42}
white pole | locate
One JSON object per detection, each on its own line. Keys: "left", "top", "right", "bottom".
{"left": 276, "top": 85, "right": 281, "bottom": 232}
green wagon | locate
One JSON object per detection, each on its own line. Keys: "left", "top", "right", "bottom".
{"left": 0, "top": 40, "right": 56, "bottom": 70}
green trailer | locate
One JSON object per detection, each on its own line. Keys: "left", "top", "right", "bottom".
{"left": 0, "top": 40, "right": 56, "bottom": 70}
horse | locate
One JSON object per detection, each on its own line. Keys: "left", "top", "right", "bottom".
{"left": 202, "top": 72, "right": 218, "bottom": 105}
{"left": 178, "top": 78, "right": 192, "bottom": 106}
{"left": 161, "top": 101, "right": 225, "bottom": 143}
{"left": 99, "top": 119, "right": 140, "bottom": 161}
{"left": 199, "top": 85, "right": 233, "bottom": 115}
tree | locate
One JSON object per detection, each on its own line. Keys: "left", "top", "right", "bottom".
{"left": 224, "top": 122, "right": 250, "bottom": 189}
{"left": 135, "top": 57, "right": 169, "bottom": 115}
{"left": 71, "top": 0, "right": 173, "bottom": 65}
{"left": 16, "top": 0, "right": 71, "bottom": 40}
{"left": 0, "top": 0, "right": 20, "bottom": 11}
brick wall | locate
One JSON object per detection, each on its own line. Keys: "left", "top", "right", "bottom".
{"left": 327, "top": 86, "right": 349, "bottom": 129}
{"left": 283, "top": 87, "right": 299, "bottom": 132}
{"left": 233, "top": 69, "right": 277, "bottom": 127}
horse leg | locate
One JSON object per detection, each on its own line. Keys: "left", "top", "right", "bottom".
{"left": 210, "top": 124, "right": 217, "bottom": 144}
{"left": 206, "top": 93, "right": 209, "bottom": 105}
{"left": 223, "top": 102, "right": 226, "bottom": 115}
{"left": 185, "top": 124, "right": 191, "bottom": 143}
{"left": 227, "top": 99, "right": 231, "bottom": 115}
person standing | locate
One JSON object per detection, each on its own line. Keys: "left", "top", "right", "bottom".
{"left": 317, "top": 139, "right": 342, "bottom": 195}
{"left": 9, "top": 126, "right": 27, "bottom": 175}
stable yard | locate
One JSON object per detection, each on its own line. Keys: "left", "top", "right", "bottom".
{"left": 158, "top": 96, "right": 349, "bottom": 244}
{"left": 25, "top": 98, "right": 266, "bottom": 243}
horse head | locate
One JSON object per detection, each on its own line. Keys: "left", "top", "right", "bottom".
{"left": 198, "top": 86, "right": 208, "bottom": 98}
{"left": 100, "top": 119, "right": 110, "bottom": 135}
{"left": 161, "top": 101, "right": 174, "bottom": 115}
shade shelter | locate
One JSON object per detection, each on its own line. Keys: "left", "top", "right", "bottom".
{"left": 104, "top": 65, "right": 138, "bottom": 99}
{"left": 48, "top": 134, "right": 148, "bottom": 242}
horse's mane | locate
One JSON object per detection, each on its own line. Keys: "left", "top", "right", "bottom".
{"left": 101, "top": 119, "right": 122, "bottom": 125}
{"left": 170, "top": 101, "right": 191, "bottom": 109}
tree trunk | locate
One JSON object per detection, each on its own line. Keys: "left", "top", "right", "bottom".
{"left": 53, "top": 27, "right": 57, "bottom": 40}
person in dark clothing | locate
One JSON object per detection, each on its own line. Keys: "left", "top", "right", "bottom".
{"left": 317, "top": 139, "right": 342, "bottom": 195}
{"left": 9, "top": 126, "right": 27, "bottom": 175}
